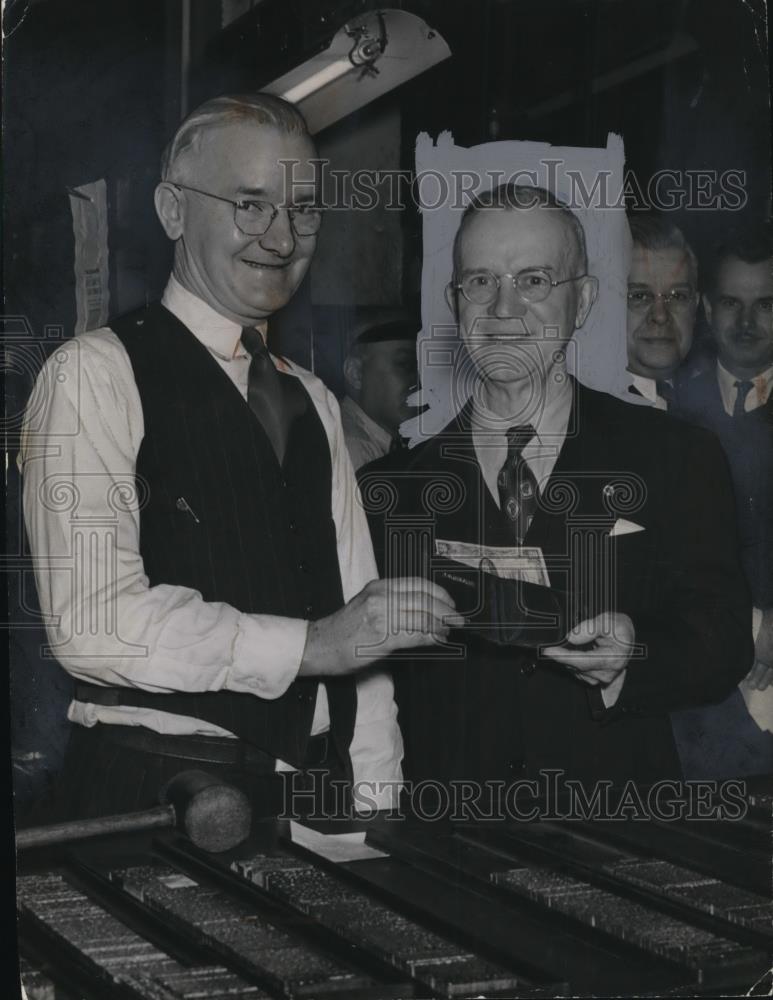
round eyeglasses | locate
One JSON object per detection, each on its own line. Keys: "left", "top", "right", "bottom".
{"left": 627, "top": 287, "right": 695, "bottom": 311}
{"left": 171, "top": 183, "right": 323, "bottom": 237}
{"left": 453, "top": 268, "right": 588, "bottom": 306}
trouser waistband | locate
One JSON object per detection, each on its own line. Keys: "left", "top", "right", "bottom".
{"left": 95, "top": 724, "right": 330, "bottom": 770}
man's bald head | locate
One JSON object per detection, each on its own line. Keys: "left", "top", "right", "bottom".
{"left": 452, "top": 183, "right": 589, "bottom": 280}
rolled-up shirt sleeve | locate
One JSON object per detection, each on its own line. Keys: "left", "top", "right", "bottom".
{"left": 312, "top": 381, "right": 403, "bottom": 806}
{"left": 21, "top": 331, "right": 307, "bottom": 700}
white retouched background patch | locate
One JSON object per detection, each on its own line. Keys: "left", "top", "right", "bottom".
{"left": 402, "top": 131, "right": 631, "bottom": 441}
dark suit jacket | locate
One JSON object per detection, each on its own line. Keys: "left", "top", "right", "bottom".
{"left": 675, "top": 366, "right": 773, "bottom": 609}
{"left": 360, "top": 379, "right": 753, "bottom": 788}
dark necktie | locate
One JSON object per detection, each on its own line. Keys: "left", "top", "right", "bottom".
{"left": 733, "top": 379, "right": 754, "bottom": 418}
{"left": 497, "top": 424, "right": 539, "bottom": 543}
{"left": 655, "top": 378, "right": 676, "bottom": 408}
{"left": 241, "top": 326, "right": 290, "bottom": 464}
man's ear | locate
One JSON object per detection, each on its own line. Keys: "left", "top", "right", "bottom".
{"left": 154, "top": 182, "right": 185, "bottom": 240}
{"left": 444, "top": 281, "right": 459, "bottom": 320}
{"left": 343, "top": 354, "right": 363, "bottom": 393}
{"left": 574, "top": 275, "right": 599, "bottom": 329}
{"left": 702, "top": 293, "right": 713, "bottom": 328}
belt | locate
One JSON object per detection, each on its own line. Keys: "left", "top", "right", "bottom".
{"left": 95, "top": 725, "right": 330, "bottom": 770}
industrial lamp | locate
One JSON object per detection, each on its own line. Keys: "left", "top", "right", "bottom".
{"left": 264, "top": 9, "right": 451, "bottom": 134}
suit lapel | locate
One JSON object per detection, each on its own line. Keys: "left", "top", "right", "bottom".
{"left": 428, "top": 401, "right": 502, "bottom": 546}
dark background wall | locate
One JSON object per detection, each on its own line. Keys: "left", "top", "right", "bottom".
{"left": 4, "top": 0, "right": 771, "bottom": 804}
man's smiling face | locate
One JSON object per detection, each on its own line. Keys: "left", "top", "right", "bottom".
{"left": 626, "top": 245, "right": 697, "bottom": 379}
{"left": 454, "top": 205, "right": 596, "bottom": 386}
{"left": 170, "top": 122, "right": 318, "bottom": 325}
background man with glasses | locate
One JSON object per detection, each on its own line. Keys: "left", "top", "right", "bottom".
{"left": 20, "top": 93, "right": 458, "bottom": 823}
{"left": 625, "top": 213, "right": 700, "bottom": 411}
{"left": 362, "top": 184, "right": 751, "bottom": 798}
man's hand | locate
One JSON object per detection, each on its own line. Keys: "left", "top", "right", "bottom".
{"left": 747, "top": 608, "right": 773, "bottom": 691}
{"left": 299, "top": 578, "right": 462, "bottom": 677}
{"left": 542, "top": 613, "right": 635, "bottom": 687}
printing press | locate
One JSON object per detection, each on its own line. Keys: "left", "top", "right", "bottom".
{"left": 16, "top": 777, "right": 773, "bottom": 999}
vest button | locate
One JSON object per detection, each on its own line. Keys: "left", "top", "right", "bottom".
{"left": 519, "top": 659, "right": 537, "bottom": 677}
{"left": 304, "top": 605, "right": 313, "bottom": 616}
{"left": 298, "top": 561, "right": 309, "bottom": 573}
{"left": 507, "top": 758, "right": 527, "bottom": 773}
{"left": 288, "top": 520, "right": 297, "bottom": 533}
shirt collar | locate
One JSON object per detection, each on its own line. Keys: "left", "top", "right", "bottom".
{"left": 341, "top": 396, "right": 395, "bottom": 451}
{"left": 161, "top": 276, "right": 267, "bottom": 361}
{"left": 470, "top": 372, "right": 573, "bottom": 448}
{"left": 628, "top": 373, "right": 660, "bottom": 405}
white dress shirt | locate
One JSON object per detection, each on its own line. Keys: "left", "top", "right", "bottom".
{"left": 20, "top": 277, "right": 402, "bottom": 807}
{"left": 628, "top": 373, "right": 669, "bottom": 411}
{"left": 471, "top": 373, "right": 574, "bottom": 503}
{"left": 716, "top": 360, "right": 773, "bottom": 415}
{"left": 340, "top": 395, "right": 395, "bottom": 471}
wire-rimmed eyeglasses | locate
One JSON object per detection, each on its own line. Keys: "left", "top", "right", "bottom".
{"left": 452, "top": 268, "right": 588, "bottom": 306}
{"left": 627, "top": 287, "right": 696, "bottom": 312}
{"left": 170, "top": 182, "right": 323, "bottom": 237}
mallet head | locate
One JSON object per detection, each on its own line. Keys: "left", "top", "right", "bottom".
{"left": 161, "top": 770, "right": 251, "bottom": 853}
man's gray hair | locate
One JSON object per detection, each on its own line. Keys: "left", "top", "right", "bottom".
{"left": 452, "top": 183, "right": 589, "bottom": 278}
{"left": 628, "top": 212, "right": 698, "bottom": 288}
{"left": 161, "top": 93, "right": 309, "bottom": 181}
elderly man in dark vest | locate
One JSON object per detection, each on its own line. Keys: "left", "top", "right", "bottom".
{"left": 21, "top": 94, "right": 457, "bottom": 822}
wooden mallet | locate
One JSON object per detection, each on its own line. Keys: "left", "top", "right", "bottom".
{"left": 16, "top": 770, "right": 251, "bottom": 854}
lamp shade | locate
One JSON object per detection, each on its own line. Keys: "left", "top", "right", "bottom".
{"left": 264, "top": 9, "right": 451, "bottom": 134}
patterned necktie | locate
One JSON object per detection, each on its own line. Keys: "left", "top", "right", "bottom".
{"left": 497, "top": 424, "right": 539, "bottom": 543}
{"left": 733, "top": 379, "right": 754, "bottom": 418}
{"left": 241, "top": 326, "right": 289, "bottom": 464}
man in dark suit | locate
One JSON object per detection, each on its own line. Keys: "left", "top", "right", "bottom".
{"left": 671, "top": 231, "right": 773, "bottom": 775}
{"left": 361, "top": 184, "right": 752, "bottom": 797}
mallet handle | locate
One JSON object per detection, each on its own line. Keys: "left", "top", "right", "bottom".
{"left": 16, "top": 805, "right": 175, "bottom": 850}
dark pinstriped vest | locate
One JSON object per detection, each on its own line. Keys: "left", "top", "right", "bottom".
{"left": 77, "top": 303, "right": 356, "bottom": 771}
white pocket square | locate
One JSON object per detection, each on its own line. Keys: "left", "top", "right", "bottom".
{"left": 610, "top": 518, "right": 645, "bottom": 537}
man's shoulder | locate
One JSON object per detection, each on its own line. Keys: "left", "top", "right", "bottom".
{"left": 280, "top": 355, "right": 324, "bottom": 388}
{"left": 278, "top": 355, "right": 335, "bottom": 404}
{"left": 358, "top": 441, "right": 425, "bottom": 481}
{"left": 38, "top": 326, "right": 130, "bottom": 382}
{"left": 578, "top": 381, "right": 723, "bottom": 457}
{"left": 360, "top": 415, "right": 469, "bottom": 477}
{"left": 676, "top": 366, "right": 722, "bottom": 416}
